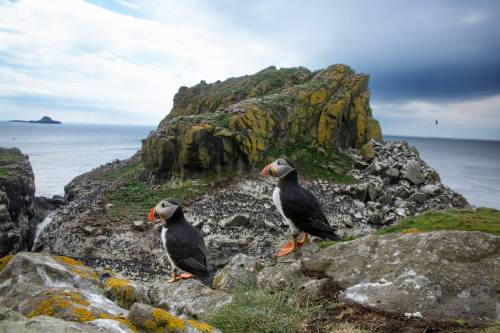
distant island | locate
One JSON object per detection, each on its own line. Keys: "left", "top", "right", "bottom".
{"left": 9, "top": 116, "right": 62, "bottom": 124}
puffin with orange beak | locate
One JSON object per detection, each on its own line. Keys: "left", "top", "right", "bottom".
{"left": 261, "top": 157, "right": 340, "bottom": 256}
{"left": 147, "top": 198, "right": 212, "bottom": 285}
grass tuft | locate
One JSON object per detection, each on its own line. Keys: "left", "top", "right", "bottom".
{"left": 208, "top": 284, "right": 319, "bottom": 333}
{"left": 316, "top": 235, "right": 359, "bottom": 249}
{"left": 376, "top": 208, "right": 500, "bottom": 236}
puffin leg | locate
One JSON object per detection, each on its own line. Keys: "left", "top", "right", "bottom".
{"left": 296, "top": 233, "right": 309, "bottom": 247}
{"left": 277, "top": 236, "right": 298, "bottom": 257}
{"left": 180, "top": 273, "right": 192, "bottom": 279}
{"left": 167, "top": 271, "right": 182, "bottom": 283}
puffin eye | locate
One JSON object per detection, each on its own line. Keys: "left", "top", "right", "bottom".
{"left": 161, "top": 203, "right": 165, "bottom": 208}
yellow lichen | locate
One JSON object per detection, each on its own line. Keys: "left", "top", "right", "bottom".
{"left": 309, "top": 88, "right": 328, "bottom": 105}
{"left": 112, "top": 315, "right": 138, "bottom": 333}
{"left": 188, "top": 319, "right": 213, "bottom": 333}
{"left": 103, "top": 277, "right": 136, "bottom": 308}
{"left": 74, "top": 307, "right": 96, "bottom": 322}
{"left": 144, "top": 307, "right": 186, "bottom": 332}
{"left": 402, "top": 228, "right": 420, "bottom": 234}
{"left": 54, "top": 256, "right": 97, "bottom": 281}
{"left": 0, "top": 255, "right": 13, "bottom": 271}
{"left": 27, "top": 290, "right": 90, "bottom": 319}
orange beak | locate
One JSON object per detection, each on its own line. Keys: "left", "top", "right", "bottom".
{"left": 260, "top": 163, "right": 274, "bottom": 177}
{"left": 147, "top": 207, "right": 156, "bottom": 221}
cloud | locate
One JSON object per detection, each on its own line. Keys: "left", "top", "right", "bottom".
{"left": 462, "top": 11, "right": 488, "bottom": 26}
{"left": 0, "top": 0, "right": 499, "bottom": 139}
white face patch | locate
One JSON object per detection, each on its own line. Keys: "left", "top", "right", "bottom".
{"left": 155, "top": 200, "right": 178, "bottom": 219}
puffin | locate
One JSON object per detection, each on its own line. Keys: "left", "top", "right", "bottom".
{"left": 147, "top": 198, "right": 212, "bottom": 285}
{"left": 260, "top": 157, "right": 340, "bottom": 256}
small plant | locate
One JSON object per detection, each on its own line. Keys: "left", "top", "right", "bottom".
{"left": 209, "top": 284, "right": 319, "bottom": 333}
{"left": 377, "top": 208, "right": 500, "bottom": 236}
{"left": 316, "top": 235, "right": 359, "bottom": 249}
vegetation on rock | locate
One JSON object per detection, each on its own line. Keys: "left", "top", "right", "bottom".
{"left": 142, "top": 64, "right": 382, "bottom": 181}
{"left": 377, "top": 208, "right": 500, "bottom": 236}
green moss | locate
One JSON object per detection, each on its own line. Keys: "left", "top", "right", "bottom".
{"left": 257, "top": 94, "right": 296, "bottom": 113}
{"left": 0, "top": 150, "right": 23, "bottom": 178}
{"left": 482, "top": 321, "right": 500, "bottom": 333}
{"left": 257, "top": 141, "right": 353, "bottom": 183}
{"left": 376, "top": 208, "right": 500, "bottom": 236}
{"left": 316, "top": 235, "right": 359, "bottom": 249}
{"left": 104, "top": 178, "right": 207, "bottom": 221}
{"left": 209, "top": 285, "right": 318, "bottom": 333}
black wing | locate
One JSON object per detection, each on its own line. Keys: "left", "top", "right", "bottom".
{"left": 166, "top": 230, "right": 209, "bottom": 275}
{"left": 280, "top": 186, "right": 340, "bottom": 240}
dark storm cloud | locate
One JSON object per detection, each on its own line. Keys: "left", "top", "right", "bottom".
{"left": 208, "top": 0, "right": 500, "bottom": 102}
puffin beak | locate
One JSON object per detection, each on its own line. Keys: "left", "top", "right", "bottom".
{"left": 147, "top": 207, "right": 156, "bottom": 221}
{"left": 260, "top": 163, "right": 274, "bottom": 177}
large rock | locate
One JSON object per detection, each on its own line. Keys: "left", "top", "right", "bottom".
{"left": 0, "top": 147, "right": 36, "bottom": 256}
{"left": 303, "top": 231, "right": 500, "bottom": 322}
{"left": 0, "top": 306, "right": 133, "bottom": 333}
{"left": 142, "top": 64, "right": 382, "bottom": 181}
{"left": 212, "top": 254, "right": 261, "bottom": 291}
{"left": 149, "top": 279, "right": 231, "bottom": 319}
{"left": 404, "top": 160, "right": 426, "bottom": 185}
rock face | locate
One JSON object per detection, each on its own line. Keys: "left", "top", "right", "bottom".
{"left": 142, "top": 64, "right": 382, "bottom": 181}
{"left": 0, "top": 252, "right": 218, "bottom": 333}
{"left": 0, "top": 147, "right": 36, "bottom": 256}
{"left": 303, "top": 231, "right": 500, "bottom": 322}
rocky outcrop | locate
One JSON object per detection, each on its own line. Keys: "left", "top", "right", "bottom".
{"left": 0, "top": 147, "right": 36, "bottom": 256}
{"left": 302, "top": 231, "right": 500, "bottom": 322}
{"left": 142, "top": 64, "right": 382, "bottom": 181}
{"left": 0, "top": 252, "right": 219, "bottom": 333}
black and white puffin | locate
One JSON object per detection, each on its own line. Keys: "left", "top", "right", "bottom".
{"left": 147, "top": 198, "right": 212, "bottom": 285}
{"left": 260, "top": 157, "right": 340, "bottom": 256}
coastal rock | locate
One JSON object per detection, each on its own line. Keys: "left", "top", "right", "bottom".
{"left": 360, "top": 142, "right": 374, "bottom": 161}
{"left": 0, "top": 147, "right": 36, "bottom": 256}
{"left": 213, "top": 254, "right": 261, "bottom": 291}
{"left": 142, "top": 64, "right": 382, "bottom": 181}
{"left": 403, "top": 160, "right": 426, "bottom": 185}
{"left": 302, "top": 231, "right": 500, "bottom": 322}
{"left": 149, "top": 279, "right": 231, "bottom": 319}
{"left": 0, "top": 307, "right": 132, "bottom": 333}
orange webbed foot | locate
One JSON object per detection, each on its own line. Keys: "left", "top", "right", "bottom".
{"left": 180, "top": 273, "right": 192, "bottom": 280}
{"left": 167, "top": 273, "right": 182, "bottom": 283}
{"left": 277, "top": 239, "right": 298, "bottom": 257}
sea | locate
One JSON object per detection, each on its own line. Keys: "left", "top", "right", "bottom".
{"left": 0, "top": 122, "right": 498, "bottom": 209}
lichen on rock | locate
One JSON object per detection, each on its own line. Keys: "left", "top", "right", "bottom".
{"left": 142, "top": 64, "right": 382, "bottom": 181}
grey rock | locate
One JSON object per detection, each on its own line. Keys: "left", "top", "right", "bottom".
{"left": 213, "top": 254, "right": 261, "bottom": 291}
{"left": 360, "top": 142, "right": 374, "bottom": 161}
{"left": 128, "top": 303, "right": 220, "bottom": 333}
{"left": 132, "top": 220, "right": 147, "bottom": 231}
{"left": 410, "top": 192, "right": 427, "bottom": 204}
{"left": 149, "top": 279, "right": 231, "bottom": 318}
{"left": 383, "top": 167, "right": 400, "bottom": 183}
{"left": 303, "top": 231, "right": 500, "bottom": 322}
{"left": 404, "top": 160, "right": 426, "bottom": 185}
{"left": 218, "top": 214, "right": 250, "bottom": 228}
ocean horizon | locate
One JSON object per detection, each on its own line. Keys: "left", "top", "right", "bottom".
{"left": 0, "top": 121, "right": 498, "bottom": 209}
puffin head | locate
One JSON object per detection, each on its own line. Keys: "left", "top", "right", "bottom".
{"left": 260, "top": 156, "right": 296, "bottom": 178}
{"left": 147, "top": 198, "right": 180, "bottom": 222}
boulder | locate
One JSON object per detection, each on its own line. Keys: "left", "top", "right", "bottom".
{"left": 360, "top": 142, "right": 375, "bottom": 161}
{"left": 0, "top": 306, "right": 133, "bottom": 333}
{"left": 213, "top": 254, "right": 261, "bottom": 291}
{"left": 303, "top": 231, "right": 500, "bottom": 322}
{"left": 0, "top": 148, "right": 36, "bottom": 256}
{"left": 404, "top": 160, "right": 426, "bottom": 185}
{"left": 149, "top": 279, "right": 231, "bottom": 319}
{"left": 128, "top": 303, "right": 220, "bottom": 333}
{"left": 383, "top": 167, "right": 400, "bottom": 183}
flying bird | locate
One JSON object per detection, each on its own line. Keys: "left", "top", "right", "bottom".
{"left": 260, "top": 157, "right": 340, "bottom": 256}
{"left": 435, "top": 120, "right": 439, "bottom": 126}
{"left": 147, "top": 198, "right": 212, "bottom": 285}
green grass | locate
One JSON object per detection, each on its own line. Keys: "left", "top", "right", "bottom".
{"left": 0, "top": 150, "right": 22, "bottom": 178}
{"left": 209, "top": 285, "right": 319, "bottom": 333}
{"left": 376, "top": 208, "right": 500, "bottom": 236}
{"left": 258, "top": 94, "right": 296, "bottom": 113}
{"left": 93, "top": 160, "right": 144, "bottom": 182}
{"left": 316, "top": 235, "right": 359, "bottom": 249}
{"left": 257, "top": 141, "right": 353, "bottom": 184}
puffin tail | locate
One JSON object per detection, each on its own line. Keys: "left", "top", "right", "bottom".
{"left": 318, "top": 228, "right": 341, "bottom": 241}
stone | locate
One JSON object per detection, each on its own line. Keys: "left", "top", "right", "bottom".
{"left": 149, "top": 279, "right": 231, "bottom": 319}
{"left": 0, "top": 306, "right": 133, "bottom": 333}
{"left": 128, "top": 303, "right": 220, "bottom": 333}
{"left": 257, "top": 262, "right": 310, "bottom": 290}
{"left": 82, "top": 225, "right": 95, "bottom": 235}
{"left": 218, "top": 214, "right": 250, "bottom": 228}
{"left": 213, "top": 254, "right": 261, "bottom": 291}
{"left": 366, "top": 182, "right": 378, "bottom": 202}
{"left": 360, "top": 142, "right": 374, "bottom": 161}
{"left": 297, "top": 278, "right": 340, "bottom": 302}
{"left": 409, "top": 192, "right": 427, "bottom": 204}
{"left": 404, "top": 160, "right": 425, "bottom": 185}
{"left": 421, "top": 184, "right": 440, "bottom": 196}
{"left": 383, "top": 167, "right": 400, "bottom": 183}
{"left": 303, "top": 231, "right": 500, "bottom": 322}
{"left": 132, "top": 220, "right": 147, "bottom": 231}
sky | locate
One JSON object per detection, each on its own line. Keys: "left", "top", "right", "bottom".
{"left": 0, "top": 0, "right": 499, "bottom": 139}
